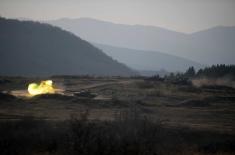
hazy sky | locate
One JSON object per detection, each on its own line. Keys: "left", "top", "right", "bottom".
{"left": 0, "top": 0, "right": 235, "bottom": 33}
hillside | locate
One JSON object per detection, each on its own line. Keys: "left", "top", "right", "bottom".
{"left": 0, "top": 18, "right": 135, "bottom": 76}
{"left": 94, "top": 43, "right": 203, "bottom": 72}
{"left": 47, "top": 18, "right": 235, "bottom": 65}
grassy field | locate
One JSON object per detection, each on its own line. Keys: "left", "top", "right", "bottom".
{"left": 0, "top": 76, "right": 235, "bottom": 155}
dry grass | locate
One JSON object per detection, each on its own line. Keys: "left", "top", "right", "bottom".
{"left": 0, "top": 112, "right": 234, "bottom": 155}
{"left": 0, "top": 76, "right": 235, "bottom": 154}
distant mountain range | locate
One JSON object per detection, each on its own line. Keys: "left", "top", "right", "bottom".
{"left": 47, "top": 18, "right": 235, "bottom": 65}
{"left": 94, "top": 43, "right": 203, "bottom": 72}
{"left": 0, "top": 17, "right": 135, "bottom": 76}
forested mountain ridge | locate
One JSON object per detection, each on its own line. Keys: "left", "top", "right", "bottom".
{"left": 0, "top": 17, "right": 135, "bottom": 76}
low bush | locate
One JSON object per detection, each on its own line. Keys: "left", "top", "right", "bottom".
{"left": 0, "top": 113, "right": 234, "bottom": 155}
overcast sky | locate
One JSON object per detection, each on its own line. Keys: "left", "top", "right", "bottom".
{"left": 0, "top": 0, "right": 235, "bottom": 33}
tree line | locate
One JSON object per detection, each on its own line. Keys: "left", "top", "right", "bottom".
{"left": 147, "top": 64, "right": 235, "bottom": 83}
{"left": 185, "top": 64, "right": 235, "bottom": 79}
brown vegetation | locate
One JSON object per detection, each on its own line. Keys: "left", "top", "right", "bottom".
{"left": 0, "top": 76, "right": 235, "bottom": 154}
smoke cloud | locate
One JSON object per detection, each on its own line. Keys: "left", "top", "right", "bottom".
{"left": 192, "top": 77, "right": 235, "bottom": 88}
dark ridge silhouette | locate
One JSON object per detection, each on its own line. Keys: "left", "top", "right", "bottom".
{"left": 0, "top": 17, "right": 135, "bottom": 76}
